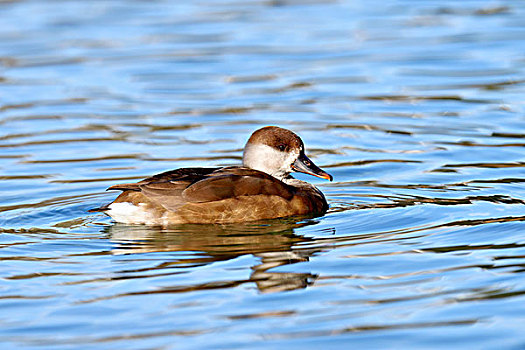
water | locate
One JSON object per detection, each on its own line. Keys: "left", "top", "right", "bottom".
{"left": 1, "top": 0, "right": 524, "bottom": 348}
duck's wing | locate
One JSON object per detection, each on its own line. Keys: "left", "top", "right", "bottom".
{"left": 100, "top": 168, "right": 219, "bottom": 212}
{"left": 182, "top": 167, "right": 295, "bottom": 202}
{"left": 135, "top": 167, "right": 295, "bottom": 212}
{"left": 107, "top": 167, "right": 218, "bottom": 191}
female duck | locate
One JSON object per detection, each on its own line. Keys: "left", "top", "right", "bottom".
{"left": 92, "top": 126, "right": 332, "bottom": 225}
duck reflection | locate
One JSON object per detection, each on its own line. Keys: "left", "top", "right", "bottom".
{"left": 105, "top": 218, "right": 325, "bottom": 293}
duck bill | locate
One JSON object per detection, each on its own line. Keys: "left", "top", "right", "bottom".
{"left": 292, "top": 153, "right": 333, "bottom": 181}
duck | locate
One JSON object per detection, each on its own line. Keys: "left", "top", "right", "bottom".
{"left": 90, "top": 126, "right": 332, "bottom": 225}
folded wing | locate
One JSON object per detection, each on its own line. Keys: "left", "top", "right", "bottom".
{"left": 109, "top": 167, "right": 296, "bottom": 212}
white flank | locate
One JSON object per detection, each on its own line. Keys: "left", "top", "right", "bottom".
{"left": 107, "top": 202, "right": 157, "bottom": 225}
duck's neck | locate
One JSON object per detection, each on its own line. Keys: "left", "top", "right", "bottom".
{"left": 280, "top": 174, "right": 309, "bottom": 187}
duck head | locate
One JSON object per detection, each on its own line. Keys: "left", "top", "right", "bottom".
{"left": 242, "top": 126, "right": 333, "bottom": 182}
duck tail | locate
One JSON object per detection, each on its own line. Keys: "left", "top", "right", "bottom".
{"left": 88, "top": 203, "right": 111, "bottom": 213}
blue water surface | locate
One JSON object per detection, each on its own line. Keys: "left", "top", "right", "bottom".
{"left": 0, "top": 0, "right": 524, "bottom": 349}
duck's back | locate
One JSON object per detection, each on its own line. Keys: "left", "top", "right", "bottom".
{"left": 96, "top": 167, "right": 328, "bottom": 225}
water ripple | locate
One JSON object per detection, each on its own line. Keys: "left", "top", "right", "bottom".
{"left": 1, "top": 0, "right": 525, "bottom": 348}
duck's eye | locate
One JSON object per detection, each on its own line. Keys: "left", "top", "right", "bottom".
{"left": 278, "top": 144, "right": 286, "bottom": 151}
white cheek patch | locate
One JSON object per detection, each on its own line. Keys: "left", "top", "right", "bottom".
{"left": 243, "top": 143, "right": 301, "bottom": 179}
{"left": 284, "top": 149, "right": 300, "bottom": 169}
{"left": 243, "top": 144, "right": 284, "bottom": 169}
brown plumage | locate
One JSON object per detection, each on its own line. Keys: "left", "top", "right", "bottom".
{"left": 91, "top": 126, "right": 332, "bottom": 225}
